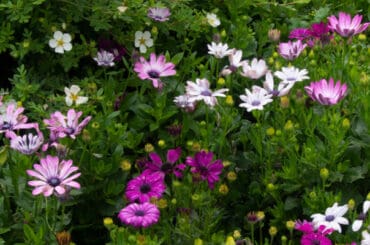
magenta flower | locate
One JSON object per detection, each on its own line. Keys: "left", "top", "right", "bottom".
{"left": 305, "top": 78, "right": 347, "bottom": 105}
{"left": 185, "top": 151, "right": 223, "bottom": 189}
{"left": 147, "top": 7, "right": 171, "bottom": 22}
{"left": 44, "top": 109, "right": 92, "bottom": 141}
{"left": 290, "top": 23, "right": 332, "bottom": 47}
{"left": 328, "top": 12, "right": 370, "bottom": 37}
{"left": 295, "top": 220, "right": 333, "bottom": 245}
{"left": 118, "top": 202, "right": 160, "bottom": 228}
{"left": 278, "top": 40, "right": 307, "bottom": 60}
{"left": 134, "top": 53, "right": 176, "bottom": 88}
{"left": 289, "top": 28, "right": 311, "bottom": 40}
{"left": 27, "top": 155, "right": 81, "bottom": 197}
{"left": 125, "top": 172, "right": 166, "bottom": 203}
{"left": 144, "top": 147, "right": 186, "bottom": 178}
{"left": 98, "top": 38, "right": 126, "bottom": 62}
{"left": 0, "top": 103, "right": 38, "bottom": 139}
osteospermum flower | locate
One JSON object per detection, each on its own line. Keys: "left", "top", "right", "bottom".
{"left": 10, "top": 132, "right": 44, "bottom": 155}
{"left": 49, "top": 31, "right": 72, "bottom": 54}
{"left": 207, "top": 42, "right": 233, "bottom": 58}
{"left": 134, "top": 31, "right": 153, "bottom": 53}
{"left": 0, "top": 103, "right": 37, "bottom": 139}
{"left": 93, "top": 50, "right": 115, "bottom": 67}
{"left": 274, "top": 66, "right": 309, "bottom": 85}
{"left": 263, "top": 72, "right": 294, "bottom": 97}
{"left": 240, "top": 58, "right": 269, "bottom": 80}
{"left": 304, "top": 78, "right": 347, "bottom": 105}
{"left": 147, "top": 7, "right": 171, "bottom": 22}
{"left": 185, "top": 78, "right": 229, "bottom": 107}
{"left": 26, "top": 155, "right": 81, "bottom": 197}
{"left": 352, "top": 200, "right": 370, "bottom": 231}
{"left": 221, "top": 49, "right": 244, "bottom": 76}
{"left": 144, "top": 147, "right": 186, "bottom": 178}
{"left": 278, "top": 40, "right": 307, "bottom": 60}
{"left": 44, "top": 109, "right": 92, "bottom": 141}
{"left": 239, "top": 86, "right": 273, "bottom": 112}
{"left": 118, "top": 202, "right": 160, "bottom": 228}
{"left": 186, "top": 150, "right": 223, "bottom": 189}
{"left": 311, "top": 202, "right": 349, "bottom": 233}
{"left": 98, "top": 39, "right": 126, "bottom": 62}
{"left": 64, "top": 85, "right": 88, "bottom": 106}
{"left": 134, "top": 53, "right": 176, "bottom": 88}
{"left": 295, "top": 220, "right": 333, "bottom": 245}
{"left": 173, "top": 94, "right": 196, "bottom": 112}
{"left": 125, "top": 172, "right": 166, "bottom": 203}
{"left": 362, "top": 230, "right": 370, "bottom": 245}
{"left": 328, "top": 12, "right": 370, "bottom": 37}
{"left": 206, "top": 13, "right": 220, "bottom": 27}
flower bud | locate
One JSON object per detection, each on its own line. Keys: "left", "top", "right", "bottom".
{"left": 219, "top": 184, "right": 229, "bottom": 195}
{"left": 286, "top": 220, "right": 295, "bottom": 231}
{"left": 226, "top": 95, "right": 234, "bottom": 106}
{"left": 320, "top": 168, "right": 329, "bottom": 180}
{"left": 233, "top": 230, "right": 241, "bottom": 239}
{"left": 227, "top": 171, "right": 237, "bottom": 182}
{"left": 144, "top": 143, "right": 154, "bottom": 153}
{"left": 269, "top": 226, "right": 278, "bottom": 236}
{"left": 268, "top": 29, "right": 281, "bottom": 42}
{"left": 194, "top": 238, "right": 203, "bottom": 245}
{"left": 347, "top": 198, "right": 355, "bottom": 210}
{"left": 266, "top": 127, "right": 275, "bottom": 136}
{"left": 158, "top": 139, "right": 166, "bottom": 148}
{"left": 120, "top": 160, "right": 131, "bottom": 171}
{"left": 225, "top": 236, "right": 236, "bottom": 245}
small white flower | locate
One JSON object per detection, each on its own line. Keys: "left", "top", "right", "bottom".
{"left": 134, "top": 31, "right": 153, "bottom": 53}
{"left": 311, "top": 202, "right": 349, "bottom": 233}
{"left": 239, "top": 86, "right": 273, "bottom": 112}
{"left": 117, "top": 5, "right": 128, "bottom": 13}
{"left": 64, "top": 85, "right": 88, "bottom": 106}
{"left": 173, "top": 94, "right": 196, "bottom": 111}
{"left": 274, "top": 66, "right": 309, "bottom": 84}
{"left": 207, "top": 42, "right": 233, "bottom": 58}
{"left": 93, "top": 50, "right": 115, "bottom": 67}
{"left": 263, "top": 72, "right": 294, "bottom": 97}
{"left": 240, "top": 58, "right": 269, "bottom": 80}
{"left": 221, "top": 49, "right": 244, "bottom": 76}
{"left": 185, "top": 78, "right": 228, "bottom": 107}
{"left": 362, "top": 230, "right": 370, "bottom": 245}
{"left": 49, "top": 31, "right": 72, "bottom": 54}
{"left": 352, "top": 200, "right": 370, "bottom": 232}
{"left": 206, "top": 13, "right": 220, "bottom": 27}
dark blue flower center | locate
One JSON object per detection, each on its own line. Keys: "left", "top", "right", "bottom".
{"left": 148, "top": 70, "right": 160, "bottom": 79}
{"left": 1, "top": 122, "right": 12, "bottom": 130}
{"left": 140, "top": 183, "right": 151, "bottom": 193}
{"left": 47, "top": 177, "right": 61, "bottom": 187}
{"left": 160, "top": 163, "right": 173, "bottom": 173}
{"left": 358, "top": 212, "right": 366, "bottom": 220}
{"left": 65, "top": 127, "right": 75, "bottom": 135}
{"left": 201, "top": 90, "right": 212, "bottom": 96}
{"left": 135, "top": 210, "right": 145, "bottom": 217}
{"left": 325, "top": 215, "right": 335, "bottom": 222}
{"left": 251, "top": 100, "right": 261, "bottom": 106}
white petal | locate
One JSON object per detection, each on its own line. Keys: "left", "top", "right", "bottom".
{"left": 63, "top": 43, "right": 72, "bottom": 51}
{"left": 62, "top": 33, "right": 71, "bottom": 43}
{"left": 65, "top": 97, "right": 73, "bottom": 106}
{"left": 70, "top": 85, "right": 81, "bottom": 94}
{"left": 363, "top": 200, "right": 370, "bottom": 213}
{"left": 139, "top": 45, "right": 147, "bottom": 53}
{"left": 55, "top": 46, "right": 64, "bottom": 54}
{"left": 53, "top": 31, "right": 63, "bottom": 39}
{"left": 352, "top": 220, "right": 363, "bottom": 232}
{"left": 49, "top": 39, "right": 57, "bottom": 48}
{"left": 76, "top": 96, "right": 88, "bottom": 105}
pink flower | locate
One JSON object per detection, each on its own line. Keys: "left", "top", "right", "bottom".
{"left": 278, "top": 40, "right": 307, "bottom": 60}
{"left": 134, "top": 53, "right": 176, "bottom": 88}
{"left": 27, "top": 155, "right": 81, "bottom": 197}
{"left": 185, "top": 151, "right": 223, "bottom": 189}
{"left": 328, "top": 12, "right": 370, "bottom": 37}
{"left": 118, "top": 202, "right": 160, "bottom": 228}
{"left": 0, "top": 103, "right": 38, "bottom": 139}
{"left": 289, "top": 28, "right": 311, "bottom": 40}
{"left": 295, "top": 220, "right": 333, "bottom": 245}
{"left": 125, "top": 172, "right": 166, "bottom": 203}
{"left": 290, "top": 23, "right": 333, "bottom": 47}
{"left": 144, "top": 147, "right": 186, "bottom": 178}
{"left": 305, "top": 78, "right": 347, "bottom": 105}
{"left": 10, "top": 131, "right": 44, "bottom": 155}
{"left": 44, "top": 109, "right": 92, "bottom": 141}
{"left": 147, "top": 7, "right": 171, "bottom": 22}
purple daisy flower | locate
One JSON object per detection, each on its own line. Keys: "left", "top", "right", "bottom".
{"left": 328, "top": 12, "right": 370, "bottom": 38}
{"left": 147, "top": 7, "right": 171, "bottom": 22}
{"left": 125, "top": 172, "right": 166, "bottom": 203}
{"left": 278, "top": 40, "right": 307, "bottom": 61}
{"left": 98, "top": 39, "right": 126, "bottom": 62}
{"left": 118, "top": 202, "right": 160, "bottom": 228}
{"left": 144, "top": 147, "right": 186, "bottom": 178}
{"left": 295, "top": 220, "right": 333, "bottom": 245}
{"left": 134, "top": 53, "right": 176, "bottom": 89}
{"left": 304, "top": 78, "right": 347, "bottom": 105}
{"left": 185, "top": 150, "right": 223, "bottom": 189}
{"left": 26, "top": 155, "right": 81, "bottom": 197}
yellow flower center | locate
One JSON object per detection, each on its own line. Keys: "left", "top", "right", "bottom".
{"left": 139, "top": 37, "right": 146, "bottom": 45}
{"left": 57, "top": 39, "right": 64, "bottom": 46}
{"left": 71, "top": 93, "right": 78, "bottom": 102}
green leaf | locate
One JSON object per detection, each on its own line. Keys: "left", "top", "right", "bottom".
{"left": 0, "top": 146, "right": 8, "bottom": 166}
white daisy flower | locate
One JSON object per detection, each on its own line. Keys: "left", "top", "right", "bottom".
{"left": 221, "top": 49, "right": 244, "bottom": 76}
{"left": 240, "top": 58, "right": 269, "bottom": 80}
{"left": 263, "top": 72, "right": 294, "bottom": 97}
{"left": 239, "top": 86, "right": 273, "bottom": 112}
{"left": 311, "top": 202, "right": 349, "bottom": 233}
{"left": 352, "top": 200, "right": 370, "bottom": 232}
{"left": 134, "top": 31, "right": 153, "bottom": 53}
{"left": 64, "top": 85, "right": 88, "bottom": 106}
{"left": 207, "top": 42, "right": 233, "bottom": 59}
{"left": 49, "top": 31, "right": 72, "bottom": 54}
{"left": 10, "top": 133, "right": 43, "bottom": 155}
{"left": 274, "top": 66, "right": 309, "bottom": 84}
{"left": 185, "top": 78, "right": 228, "bottom": 107}
{"left": 206, "top": 13, "right": 220, "bottom": 27}
{"left": 362, "top": 230, "right": 370, "bottom": 245}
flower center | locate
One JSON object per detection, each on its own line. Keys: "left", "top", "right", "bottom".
{"left": 325, "top": 215, "right": 335, "bottom": 222}
{"left": 135, "top": 210, "right": 145, "bottom": 217}
{"left": 201, "top": 90, "right": 212, "bottom": 97}
{"left": 160, "top": 163, "right": 173, "bottom": 173}
{"left": 286, "top": 77, "right": 296, "bottom": 82}
{"left": 65, "top": 127, "right": 75, "bottom": 135}
{"left": 57, "top": 39, "right": 65, "bottom": 47}
{"left": 71, "top": 93, "right": 79, "bottom": 102}
{"left": 140, "top": 183, "right": 151, "bottom": 193}
{"left": 47, "top": 177, "right": 61, "bottom": 187}
{"left": 251, "top": 100, "right": 261, "bottom": 106}
{"left": 148, "top": 70, "right": 160, "bottom": 79}
{"left": 139, "top": 37, "right": 146, "bottom": 45}
{"left": 358, "top": 212, "right": 366, "bottom": 220}
{"left": 1, "top": 122, "right": 12, "bottom": 130}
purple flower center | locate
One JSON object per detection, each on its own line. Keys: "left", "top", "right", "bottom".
{"left": 1, "top": 122, "right": 12, "bottom": 130}
{"left": 140, "top": 183, "right": 151, "bottom": 193}
{"left": 135, "top": 210, "right": 145, "bottom": 217}
{"left": 160, "top": 163, "right": 173, "bottom": 173}
{"left": 358, "top": 212, "right": 366, "bottom": 220}
{"left": 271, "top": 90, "right": 280, "bottom": 97}
{"left": 65, "top": 127, "right": 75, "bottom": 135}
{"left": 251, "top": 100, "right": 261, "bottom": 106}
{"left": 325, "top": 215, "right": 335, "bottom": 222}
{"left": 201, "top": 90, "right": 212, "bottom": 96}
{"left": 287, "top": 77, "right": 296, "bottom": 82}
{"left": 47, "top": 177, "right": 61, "bottom": 187}
{"left": 312, "top": 239, "right": 320, "bottom": 245}
{"left": 148, "top": 70, "right": 160, "bottom": 79}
